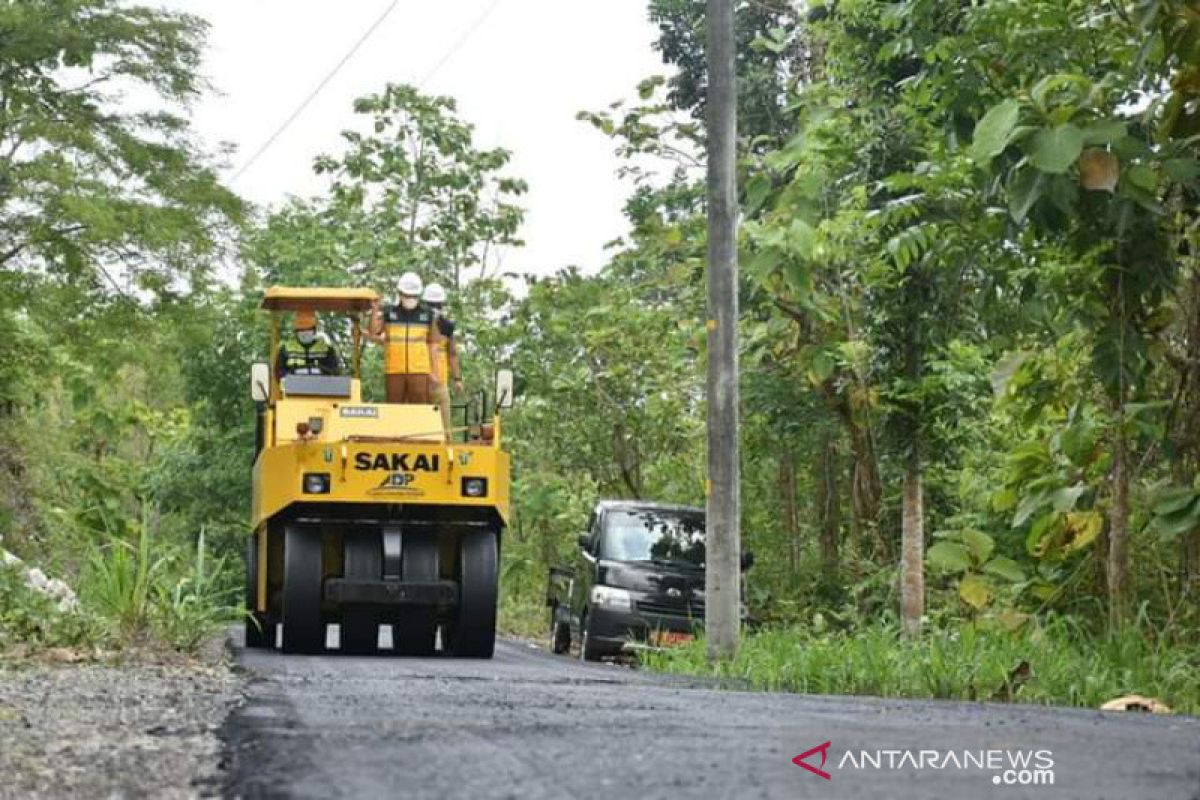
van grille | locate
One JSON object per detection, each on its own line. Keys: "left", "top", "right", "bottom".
{"left": 637, "top": 598, "right": 704, "bottom": 618}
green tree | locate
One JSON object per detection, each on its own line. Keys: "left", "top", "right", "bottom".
{"left": 0, "top": 0, "right": 243, "bottom": 293}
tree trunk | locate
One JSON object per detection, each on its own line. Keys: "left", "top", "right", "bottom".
{"left": 900, "top": 451, "right": 924, "bottom": 638}
{"left": 816, "top": 433, "right": 839, "bottom": 578}
{"left": 829, "top": 391, "right": 883, "bottom": 559}
{"left": 1108, "top": 420, "right": 1131, "bottom": 629}
{"left": 778, "top": 449, "right": 799, "bottom": 572}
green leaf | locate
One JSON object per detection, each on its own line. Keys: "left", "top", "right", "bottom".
{"left": 1124, "top": 164, "right": 1158, "bottom": 192}
{"left": 1163, "top": 158, "right": 1200, "bottom": 183}
{"left": 1151, "top": 501, "right": 1200, "bottom": 540}
{"left": 1081, "top": 120, "right": 1128, "bottom": 146}
{"left": 961, "top": 530, "right": 995, "bottom": 564}
{"left": 744, "top": 175, "right": 773, "bottom": 216}
{"left": 1008, "top": 167, "right": 1045, "bottom": 223}
{"left": 786, "top": 218, "right": 815, "bottom": 260}
{"left": 1012, "top": 489, "right": 1051, "bottom": 528}
{"left": 959, "top": 574, "right": 993, "bottom": 609}
{"left": 1029, "top": 124, "right": 1085, "bottom": 174}
{"left": 1153, "top": 487, "right": 1199, "bottom": 516}
{"left": 1051, "top": 485, "right": 1086, "bottom": 513}
{"left": 927, "top": 541, "right": 972, "bottom": 573}
{"left": 1026, "top": 512, "right": 1062, "bottom": 557}
{"left": 983, "top": 557, "right": 1027, "bottom": 583}
{"left": 970, "top": 99, "right": 1022, "bottom": 163}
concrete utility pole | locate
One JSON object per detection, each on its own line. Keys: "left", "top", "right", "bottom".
{"left": 704, "top": 0, "right": 740, "bottom": 662}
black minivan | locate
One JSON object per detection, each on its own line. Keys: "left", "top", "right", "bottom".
{"left": 546, "top": 500, "right": 750, "bottom": 661}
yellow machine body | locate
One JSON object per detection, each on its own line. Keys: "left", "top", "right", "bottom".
{"left": 248, "top": 287, "right": 510, "bottom": 627}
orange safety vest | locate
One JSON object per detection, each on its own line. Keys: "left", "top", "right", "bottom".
{"left": 431, "top": 316, "right": 456, "bottom": 383}
{"left": 383, "top": 305, "right": 433, "bottom": 375}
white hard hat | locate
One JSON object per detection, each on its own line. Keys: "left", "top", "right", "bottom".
{"left": 398, "top": 272, "right": 423, "bottom": 297}
{"left": 422, "top": 283, "right": 447, "bottom": 305}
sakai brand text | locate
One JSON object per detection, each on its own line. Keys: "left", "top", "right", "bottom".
{"left": 354, "top": 453, "right": 440, "bottom": 472}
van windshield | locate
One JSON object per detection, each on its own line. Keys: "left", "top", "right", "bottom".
{"left": 601, "top": 509, "right": 705, "bottom": 567}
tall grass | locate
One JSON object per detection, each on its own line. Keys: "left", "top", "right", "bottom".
{"left": 81, "top": 524, "right": 236, "bottom": 652}
{"left": 642, "top": 618, "right": 1200, "bottom": 714}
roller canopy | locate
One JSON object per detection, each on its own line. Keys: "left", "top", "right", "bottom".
{"left": 261, "top": 286, "right": 379, "bottom": 313}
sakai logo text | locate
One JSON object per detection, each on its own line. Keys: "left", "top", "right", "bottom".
{"left": 355, "top": 453, "right": 440, "bottom": 472}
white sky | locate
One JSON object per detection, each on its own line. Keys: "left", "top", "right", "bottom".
{"left": 158, "top": 0, "right": 669, "bottom": 277}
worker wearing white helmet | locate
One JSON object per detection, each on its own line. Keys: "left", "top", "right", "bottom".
{"left": 422, "top": 282, "right": 463, "bottom": 437}
{"left": 369, "top": 271, "right": 437, "bottom": 404}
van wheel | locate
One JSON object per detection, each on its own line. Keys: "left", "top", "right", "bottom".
{"left": 281, "top": 525, "right": 325, "bottom": 654}
{"left": 578, "top": 610, "right": 602, "bottom": 662}
{"left": 449, "top": 529, "right": 497, "bottom": 658}
{"left": 549, "top": 608, "right": 570, "bottom": 655}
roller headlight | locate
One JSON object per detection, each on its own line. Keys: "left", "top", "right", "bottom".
{"left": 302, "top": 473, "right": 331, "bottom": 494}
{"left": 461, "top": 477, "right": 488, "bottom": 498}
{"left": 590, "top": 585, "right": 632, "bottom": 611}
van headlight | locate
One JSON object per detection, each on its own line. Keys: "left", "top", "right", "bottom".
{"left": 590, "top": 585, "right": 632, "bottom": 611}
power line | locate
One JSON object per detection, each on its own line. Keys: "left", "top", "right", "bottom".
{"left": 418, "top": 0, "right": 504, "bottom": 87}
{"left": 232, "top": 0, "right": 401, "bottom": 182}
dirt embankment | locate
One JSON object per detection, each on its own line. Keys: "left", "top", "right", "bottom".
{"left": 0, "top": 640, "right": 242, "bottom": 799}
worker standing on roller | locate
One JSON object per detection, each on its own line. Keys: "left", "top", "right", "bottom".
{"left": 422, "top": 282, "right": 464, "bottom": 437}
{"left": 277, "top": 310, "right": 341, "bottom": 378}
{"left": 370, "top": 272, "right": 437, "bottom": 404}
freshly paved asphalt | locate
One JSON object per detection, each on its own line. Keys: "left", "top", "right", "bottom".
{"left": 222, "top": 630, "right": 1200, "bottom": 799}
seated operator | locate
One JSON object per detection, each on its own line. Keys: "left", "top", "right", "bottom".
{"left": 277, "top": 310, "right": 342, "bottom": 378}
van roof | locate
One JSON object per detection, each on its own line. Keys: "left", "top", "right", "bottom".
{"left": 595, "top": 499, "right": 704, "bottom": 515}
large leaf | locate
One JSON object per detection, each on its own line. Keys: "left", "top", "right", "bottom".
{"left": 1029, "top": 124, "right": 1085, "bottom": 174}
{"left": 1062, "top": 511, "right": 1103, "bottom": 553}
{"left": 927, "top": 541, "right": 972, "bottom": 573}
{"left": 961, "top": 530, "right": 995, "bottom": 564}
{"left": 959, "top": 574, "right": 994, "bottom": 609}
{"left": 1052, "top": 485, "right": 1086, "bottom": 513}
{"left": 1151, "top": 500, "right": 1200, "bottom": 540}
{"left": 1152, "top": 487, "right": 1199, "bottom": 516}
{"left": 983, "top": 557, "right": 1027, "bottom": 583}
{"left": 970, "top": 99, "right": 1021, "bottom": 163}
{"left": 1008, "top": 167, "right": 1045, "bottom": 222}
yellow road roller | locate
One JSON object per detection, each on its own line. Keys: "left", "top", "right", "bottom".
{"left": 245, "top": 287, "right": 512, "bottom": 657}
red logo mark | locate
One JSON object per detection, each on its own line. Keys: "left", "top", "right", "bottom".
{"left": 792, "top": 741, "right": 832, "bottom": 780}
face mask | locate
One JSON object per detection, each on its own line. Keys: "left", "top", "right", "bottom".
{"left": 400, "top": 296, "right": 420, "bottom": 310}
{"left": 296, "top": 330, "right": 317, "bottom": 346}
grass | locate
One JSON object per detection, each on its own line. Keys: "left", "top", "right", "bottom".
{"left": 641, "top": 618, "right": 1200, "bottom": 715}
{"left": 81, "top": 525, "right": 237, "bottom": 652}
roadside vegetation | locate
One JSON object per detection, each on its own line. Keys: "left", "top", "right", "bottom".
{"left": 644, "top": 620, "right": 1200, "bottom": 715}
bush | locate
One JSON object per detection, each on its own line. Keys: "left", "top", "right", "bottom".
{"left": 0, "top": 563, "right": 93, "bottom": 652}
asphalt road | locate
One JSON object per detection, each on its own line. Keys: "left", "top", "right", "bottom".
{"left": 223, "top": 632, "right": 1200, "bottom": 800}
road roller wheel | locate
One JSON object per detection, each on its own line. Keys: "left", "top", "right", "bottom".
{"left": 281, "top": 525, "right": 325, "bottom": 655}
{"left": 392, "top": 530, "right": 438, "bottom": 656}
{"left": 341, "top": 531, "right": 382, "bottom": 655}
{"left": 449, "top": 528, "right": 498, "bottom": 658}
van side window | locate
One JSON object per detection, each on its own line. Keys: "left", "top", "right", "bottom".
{"left": 586, "top": 512, "right": 599, "bottom": 552}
